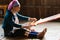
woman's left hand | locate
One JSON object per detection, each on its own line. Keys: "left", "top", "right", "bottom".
{"left": 29, "top": 18, "right": 37, "bottom": 22}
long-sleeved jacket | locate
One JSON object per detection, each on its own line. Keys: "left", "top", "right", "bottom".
{"left": 2, "top": 10, "right": 29, "bottom": 33}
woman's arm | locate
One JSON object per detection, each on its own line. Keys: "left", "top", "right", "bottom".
{"left": 17, "top": 13, "right": 30, "bottom": 21}
{"left": 9, "top": 18, "right": 22, "bottom": 28}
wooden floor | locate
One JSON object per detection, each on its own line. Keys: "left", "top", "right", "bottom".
{"left": 0, "top": 22, "right": 60, "bottom": 40}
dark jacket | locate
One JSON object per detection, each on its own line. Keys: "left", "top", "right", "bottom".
{"left": 2, "top": 10, "right": 29, "bottom": 33}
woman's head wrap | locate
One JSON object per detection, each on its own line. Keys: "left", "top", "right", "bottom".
{"left": 8, "top": 0, "right": 20, "bottom": 10}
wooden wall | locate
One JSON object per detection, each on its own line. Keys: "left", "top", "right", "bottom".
{"left": 0, "top": 0, "right": 12, "bottom": 4}
{"left": 0, "top": 0, "right": 60, "bottom": 21}
{"left": 19, "top": 0, "right": 60, "bottom": 21}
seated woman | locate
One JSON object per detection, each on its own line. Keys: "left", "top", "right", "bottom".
{"left": 2, "top": 0, "right": 47, "bottom": 39}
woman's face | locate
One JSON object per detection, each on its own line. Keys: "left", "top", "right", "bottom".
{"left": 13, "top": 6, "right": 20, "bottom": 12}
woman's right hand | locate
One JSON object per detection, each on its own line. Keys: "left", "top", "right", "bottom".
{"left": 22, "top": 26, "right": 30, "bottom": 30}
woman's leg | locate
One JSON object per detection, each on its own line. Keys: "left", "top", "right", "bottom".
{"left": 37, "top": 28, "right": 47, "bottom": 39}
{"left": 26, "top": 28, "right": 47, "bottom": 39}
{"left": 4, "top": 28, "right": 14, "bottom": 37}
{"left": 13, "top": 28, "right": 47, "bottom": 38}
{"left": 14, "top": 28, "right": 27, "bottom": 37}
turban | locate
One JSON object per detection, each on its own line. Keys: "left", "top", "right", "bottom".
{"left": 8, "top": 0, "right": 20, "bottom": 10}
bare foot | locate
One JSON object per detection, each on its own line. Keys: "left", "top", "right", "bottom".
{"left": 37, "top": 28, "right": 47, "bottom": 39}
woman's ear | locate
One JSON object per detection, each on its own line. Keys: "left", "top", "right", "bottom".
{"left": 11, "top": 7, "right": 15, "bottom": 11}
{"left": 12, "top": 7, "right": 15, "bottom": 10}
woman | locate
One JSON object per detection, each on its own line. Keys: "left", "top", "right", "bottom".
{"left": 2, "top": 0, "right": 47, "bottom": 39}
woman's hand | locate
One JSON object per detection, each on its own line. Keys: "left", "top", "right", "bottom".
{"left": 28, "top": 18, "right": 37, "bottom": 22}
{"left": 22, "top": 26, "right": 30, "bottom": 30}
{"left": 30, "top": 21, "right": 36, "bottom": 26}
